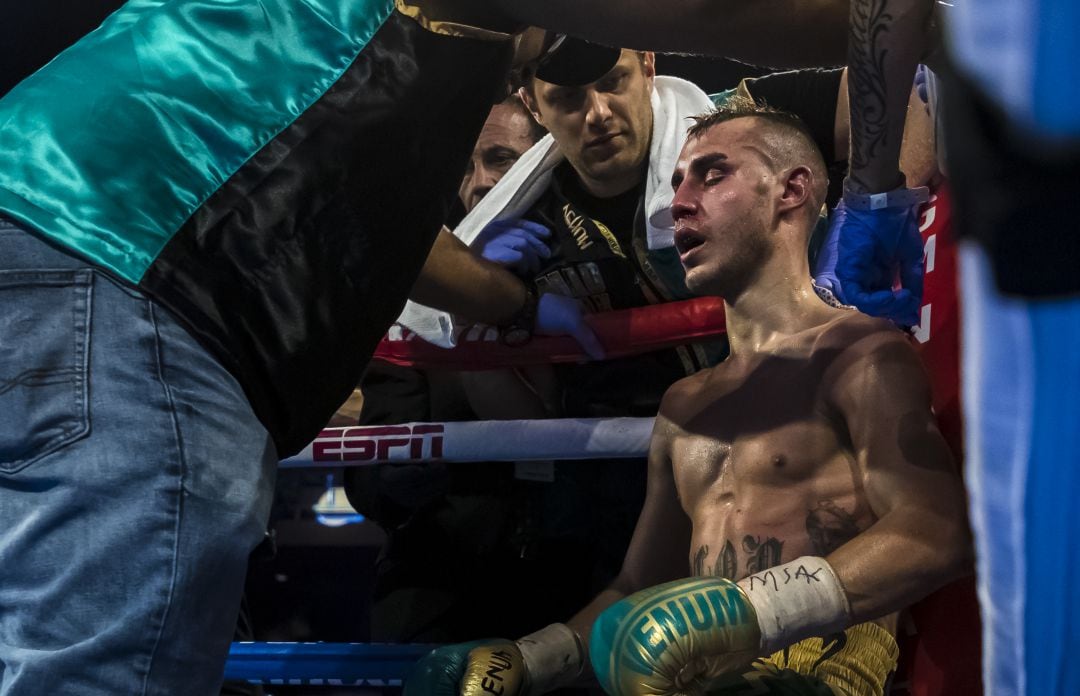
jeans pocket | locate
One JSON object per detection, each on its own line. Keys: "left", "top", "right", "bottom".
{"left": 0, "top": 269, "right": 93, "bottom": 474}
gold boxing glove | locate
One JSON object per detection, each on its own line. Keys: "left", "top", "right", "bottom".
{"left": 589, "top": 577, "right": 761, "bottom": 696}
{"left": 406, "top": 624, "right": 584, "bottom": 696}
{"left": 406, "top": 639, "right": 526, "bottom": 696}
{"left": 589, "top": 558, "right": 853, "bottom": 696}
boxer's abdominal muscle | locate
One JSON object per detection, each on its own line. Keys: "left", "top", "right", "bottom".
{"left": 666, "top": 373, "right": 875, "bottom": 583}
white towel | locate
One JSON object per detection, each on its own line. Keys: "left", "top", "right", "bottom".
{"left": 397, "top": 75, "right": 714, "bottom": 347}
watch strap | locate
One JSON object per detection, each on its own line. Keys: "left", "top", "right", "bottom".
{"left": 842, "top": 181, "right": 930, "bottom": 211}
{"left": 500, "top": 284, "right": 538, "bottom": 346}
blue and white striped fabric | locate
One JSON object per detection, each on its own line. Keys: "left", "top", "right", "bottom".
{"left": 961, "top": 244, "right": 1080, "bottom": 696}
{"left": 950, "top": 5, "right": 1080, "bottom": 693}
{"left": 947, "top": 0, "right": 1080, "bottom": 137}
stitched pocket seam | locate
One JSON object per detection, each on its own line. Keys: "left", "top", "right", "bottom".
{"left": 0, "top": 269, "right": 93, "bottom": 473}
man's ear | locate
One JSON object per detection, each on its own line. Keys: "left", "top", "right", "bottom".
{"left": 641, "top": 51, "right": 656, "bottom": 82}
{"left": 517, "top": 85, "right": 544, "bottom": 127}
{"left": 778, "top": 165, "right": 813, "bottom": 216}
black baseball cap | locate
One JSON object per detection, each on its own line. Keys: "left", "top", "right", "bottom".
{"left": 533, "top": 35, "right": 622, "bottom": 87}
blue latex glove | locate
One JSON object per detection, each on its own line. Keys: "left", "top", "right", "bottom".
{"left": 914, "top": 64, "right": 930, "bottom": 105}
{"left": 814, "top": 198, "right": 925, "bottom": 327}
{"left": 535, "top": 292, "right": 605, "bottom": 361}
{"left": 478, "top": 218, "right": 552, "bottom": 275}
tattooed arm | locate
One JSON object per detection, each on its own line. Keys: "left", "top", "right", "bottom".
{"left": 822, "top": 325, "right": 972, "bottom": 622}
{"left": 834, "top": 68, "right": 942, "bottom": 188}
{"left": 846, "top": 0, "right": 933, "bottom": 193}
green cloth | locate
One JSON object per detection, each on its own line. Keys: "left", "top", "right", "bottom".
{"left": 0, "top": 0, "right": 393, "bottom": 283}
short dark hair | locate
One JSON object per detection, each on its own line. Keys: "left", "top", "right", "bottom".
{"left": 686, "top": 96, "right": 817, "bottom": 149}
{"left": 687, "top": 96, "right": 829, "bottom": 214}
{"left": 502, "top": 93, "right": 547, "bottom": 144}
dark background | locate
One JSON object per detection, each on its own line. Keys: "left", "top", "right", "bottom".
{"left": 0, "top": 5, "right": 766, "bottom": 692}
{"left": 0, "top": 2, "right": 766, "bottom": 97}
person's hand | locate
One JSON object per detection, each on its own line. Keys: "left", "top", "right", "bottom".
{"left": 406, "top": 624, "right": 583, "bottom": 696}
{"left": 535, "top": 292, "right": 605, "bottom": 361}
{"left": 589, "top": 577, "right": 761, "bottom": 695}
{"left": 479, "top": 219, "right": 552, "bottom": 275}
{"left": 814, "top": 198, "right": 926, "bottom": 327}
{"left": 589, "top": 558, "right": 851, "bottom": 696}
{"left": 914, "top": 64, "right": 930, "bottom": 106}
{"left": 405, "top": 640, "right": 526, "bottom": 696}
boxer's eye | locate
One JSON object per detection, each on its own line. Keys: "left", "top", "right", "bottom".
{"left": 705, "top": 168, "right": 727, "bottom": 186}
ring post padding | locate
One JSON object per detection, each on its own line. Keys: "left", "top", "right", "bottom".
{"left": 225, "top": 642, "right": 437, "bottom": 686}
{"left": 280, "top": 416, "right": 655, "bottom": 468}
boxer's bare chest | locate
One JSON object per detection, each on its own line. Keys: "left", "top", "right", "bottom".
{"left": 665, "top": 337, "right": 873, "bottom": 580}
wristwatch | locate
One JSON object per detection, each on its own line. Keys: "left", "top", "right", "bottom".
{"left": 501, "top": 285, "right": 538, "bottom": 347}
{"left": 842, "top": 180, "right": 929, "bottom": 211}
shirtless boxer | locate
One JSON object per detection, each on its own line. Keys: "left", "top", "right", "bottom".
{"left": 406, "top": 100, "right": 971, "bottom": 696}
{"left": 0, "top": 0, "right": 929, "bottom": 691}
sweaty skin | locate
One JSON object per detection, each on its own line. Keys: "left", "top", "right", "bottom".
{"left": 663, "top": 311, "right": 912, "bottom": 634}
{"left": 564, "top": 115, "right": 969, "bottom": 664}
{"left": 670, "top": 314, "right": 878, "bottom": 581}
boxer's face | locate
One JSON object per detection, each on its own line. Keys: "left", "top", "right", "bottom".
{"left": 522, "top": 50, "right": 655, "bottom": 197}
{"left": 459, "top": 102, "right": 539, "bottom": 213}
{"left": 669, "top": 119, "right": 777, "bottom": 297}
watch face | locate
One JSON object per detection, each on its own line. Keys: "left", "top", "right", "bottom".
{"left": 502, "top": 327, "right": 532, "bottom": 347}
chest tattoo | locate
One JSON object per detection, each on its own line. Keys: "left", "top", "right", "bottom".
{"left": 806, "top": 499, "right": 862, "bottom": 555}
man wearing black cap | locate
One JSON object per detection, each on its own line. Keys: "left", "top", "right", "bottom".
{"left": 398, "top": 39, "right": 726, "bottom": 695}
{"left": 365, "top": 42, "right": 711, "bottom": 665}
{"left": 400, "top": 37, "right": 722, "bottom": 388}
{"left": 483, "top": 42, "right": 726, "bottom": 407}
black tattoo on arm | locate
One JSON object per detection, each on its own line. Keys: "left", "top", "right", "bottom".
{"left": 806, "top": 499, "right": 863, "bottom": 555}
{"left": 743, "top": 535, "right": 784, "bottom": 576}
{"left": 717, "top": 540, "right": 737, "bottom": 580}
{"left": 847, "top": 0, "right": 892, "bottom": 191}
{"left": 692, "top": 545, "right": 709, "bottom": 576}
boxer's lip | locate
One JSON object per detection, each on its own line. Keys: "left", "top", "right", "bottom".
{"left": 674, "top": 225, "right": 705, "bottom": 256}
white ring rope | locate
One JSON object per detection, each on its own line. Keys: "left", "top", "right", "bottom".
{"left": 279, "top": 417, "right": 655, "bottom": 468}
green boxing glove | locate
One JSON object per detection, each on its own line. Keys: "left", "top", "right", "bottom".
{"left": 590, "top": 557, "right": 852, "bottom": 696}
{"left": 405, "top": 624, "right": 584, "bottom": 696}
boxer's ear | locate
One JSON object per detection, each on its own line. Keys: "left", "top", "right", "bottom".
{"left": 778, "top": 165, "right": 814, "bottom": 217}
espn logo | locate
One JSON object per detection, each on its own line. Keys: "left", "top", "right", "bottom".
{"left": 313, "top": 425, "right": 445, "bottom": 462}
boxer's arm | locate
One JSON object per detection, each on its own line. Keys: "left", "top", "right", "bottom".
{"left": 410, "top": 226, "right": 529, "bottom": 324}
{"left": 567, "top": 410, "right": 693, "bottom": 657}
{"left": 825, "top": 328, "right": 973, "bottom": 622}
{"left": 414, "top": 409, "right": 693, "bottom": 695}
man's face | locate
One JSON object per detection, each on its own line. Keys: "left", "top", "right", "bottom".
{"left": 524, "top": 51, "right": 655, "bottom": 197}
{"left": 669, "top": 119, "right": 777, "bottom": 296}
{"left": 459, "top": 102, "right": 538, "bottom": 212}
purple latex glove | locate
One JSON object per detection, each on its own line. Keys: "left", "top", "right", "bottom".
{"left": 478, "top": 218, "right": 552, "bottom": 275}
{"left": 814, "top": 199, "right": 925, "bottom": 327}
{"left": 914, "top": 64, "right": 930, "bottom": 105}
{"left": 535, "top": 292, "right": 605, "bottom": 360}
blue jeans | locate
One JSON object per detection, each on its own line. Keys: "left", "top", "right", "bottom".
{"left": 0, "top": 220, "right": 278, "bottom": 695}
